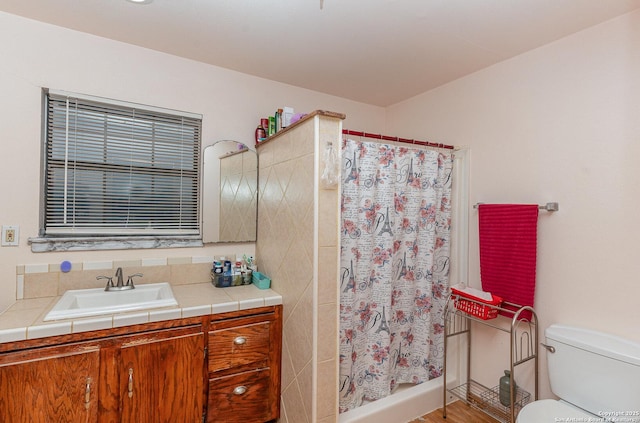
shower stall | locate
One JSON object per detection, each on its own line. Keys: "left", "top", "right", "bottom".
{"left": 256, "top": 111, "right": 468, "bottom": 423}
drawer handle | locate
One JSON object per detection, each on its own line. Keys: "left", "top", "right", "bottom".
{"left": 233, "top": 385, "right": 248, "bottom": 395}
{"left": 128, "top": 368, "right": 134, "bottom": 398}
{"left": 84, "top": 377, "right": 92, "bottom": 410}
{"left": 233, "top": 336, "right": 247, "bottom": 345}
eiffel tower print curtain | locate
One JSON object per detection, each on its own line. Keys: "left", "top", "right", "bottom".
{"left": 338, "top": 138, "right": 453, "bottom": 412}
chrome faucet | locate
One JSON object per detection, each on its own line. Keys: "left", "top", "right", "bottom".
{"left": 115, "top": 267, "right": 124, "bottom": 288}
{"left": 98, "top": 267, "right": 142, "bottom": 291}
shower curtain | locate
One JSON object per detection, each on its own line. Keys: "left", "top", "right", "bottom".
{"left": 339, "top": 138, "right": 453, "bottom": 412}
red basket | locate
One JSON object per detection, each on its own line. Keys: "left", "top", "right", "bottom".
{"left": 451, "top": 287, "right": 503, "bottom": 320}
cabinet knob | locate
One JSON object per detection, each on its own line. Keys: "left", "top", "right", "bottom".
{"left": 233, "top": 385, "right": 247, "bottom": 395}
{"left": 233, "top": 336, "right": 247, "bottom": 345}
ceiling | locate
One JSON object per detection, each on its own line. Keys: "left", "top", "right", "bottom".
{"left": 1, "top": 0, "right": 639, "bottom": 106}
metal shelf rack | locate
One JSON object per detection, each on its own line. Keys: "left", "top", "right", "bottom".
{"left": 443, "top": 294, "right": 538, "bottom": 423}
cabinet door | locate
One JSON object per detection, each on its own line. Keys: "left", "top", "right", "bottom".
{"left": 0, "top": 343, "right": 100, "bottom": 422}
{"left": 119, "top": 327, "right": 205, "bottom": 423}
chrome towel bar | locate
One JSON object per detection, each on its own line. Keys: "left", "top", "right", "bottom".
{"left": 473, "top": 202, "right": 559, "bottom": 212}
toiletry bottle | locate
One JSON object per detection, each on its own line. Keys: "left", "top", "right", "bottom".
{"left": 268, "top": 116, "right": 275, "bottom": 136}
{"left": 255, "top": 124, "right": 266, "bottom": 144}
{"left": 499, "top": 370, "right": 516, "bottom": 407}
{"left": 276, "top": 108, "right": 283, "bottom": 132}
{"left": 282, "top": 107, "right": 293, "bottom": 128}
{"left": 223, "top": 260, "right": 232, "bottom": 275}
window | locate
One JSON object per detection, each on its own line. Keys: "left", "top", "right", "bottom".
{"left": 37, "top": 89, "right": 202, "bottom": 250}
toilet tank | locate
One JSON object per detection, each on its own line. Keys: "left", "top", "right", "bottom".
{"left": 545, "top": 324, "right": 640, "bottom": 417}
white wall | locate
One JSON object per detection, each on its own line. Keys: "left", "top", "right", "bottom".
{"left": 387, "top": 10, "right": 640, "bottom": 400}
{"left": 0, "top": 11, "right": 385, "bottom": 312}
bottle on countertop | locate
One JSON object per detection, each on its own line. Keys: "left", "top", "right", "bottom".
{"left": 213, "top": 260, "right": 223, "bottom": 275}
{"left": 243, "top": 254, "right": 257, "bottom": 272}
{"left": 223, "top": 260, "right": 232, "bottom": 275}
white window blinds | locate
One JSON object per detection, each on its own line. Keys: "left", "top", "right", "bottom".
{"left": 43, "top": 90, "right": 202, "bottom": 236}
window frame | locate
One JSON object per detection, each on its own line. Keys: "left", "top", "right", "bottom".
{"left": 31, "top": 89, "right": 204, "bottom": 252}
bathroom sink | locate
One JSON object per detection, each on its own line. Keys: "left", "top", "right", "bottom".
{"left": 44, "top": 283, "right": 178, "bottom": 321}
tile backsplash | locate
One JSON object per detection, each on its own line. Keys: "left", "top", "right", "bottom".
{"left": 16, "top": 255, "right": 237, "bottom": 300}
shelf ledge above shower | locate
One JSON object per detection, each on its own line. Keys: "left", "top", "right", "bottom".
{"left": 255, "top": 110, "right": 346, "bottom": 148}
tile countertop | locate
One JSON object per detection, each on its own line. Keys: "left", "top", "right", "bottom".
{"left": 0, "top": 283, "right": 282, "bottom": 344}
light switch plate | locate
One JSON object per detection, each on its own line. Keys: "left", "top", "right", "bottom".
{"left": 1, "top": 225, "right": 19, "bottom": 246}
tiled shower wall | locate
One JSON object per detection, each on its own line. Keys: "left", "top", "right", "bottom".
{"left": 256, "top": 112, "right": 343, "bottom": 423}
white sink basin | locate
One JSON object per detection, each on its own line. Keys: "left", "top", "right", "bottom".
{"left": 44, "top": 282, "right": 178, "bottom": 321}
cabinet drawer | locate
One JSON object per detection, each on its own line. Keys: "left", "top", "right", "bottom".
{"left": 207, "top": 368, "right": 273, "bottom": 423}
{"left": 208, "top": 322, "right": 270, "bottom": 373}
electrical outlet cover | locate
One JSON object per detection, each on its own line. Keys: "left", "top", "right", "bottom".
{"left": 1, "top": 225, "right": 19, "bottom": 246}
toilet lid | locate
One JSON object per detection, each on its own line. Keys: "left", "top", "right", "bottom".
{"left": 517, "top": 399, "right": 594, "bottom": 422}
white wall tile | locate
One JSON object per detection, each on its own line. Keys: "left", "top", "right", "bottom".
{"left": 141, "top": 257, "right": 168, "bottom": 266}
{"left": 113, "top": 312, "right": 149, "bottom": 328}
{"left": 212, "top": 301, "right": 239, "bottom": 314}
{"left": 149, "top": 308, "right": 182, "bottom": 322}
{"left": 72, "top": 316, "right": 113, "bottom": 333}
{"left": 83, "top": 261, "right": 114, "bottom": 271}
{"left": 24, "top": 264, "right": 49, "bottom": 274}
{"left": 16, "top": 275, "right": 24, "bottom": 300}
{"left": 0, "top": 327, "right": 27, "bottom": 343}
{"left": 27, "top": 322, "right": 72, "bottom": 339}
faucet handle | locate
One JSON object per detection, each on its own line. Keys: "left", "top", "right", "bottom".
{"left": 97, "top": 276, "right": 114, "bottom": 290}
{"left": 127, "top": 273, "right": 143, "bottom": 288}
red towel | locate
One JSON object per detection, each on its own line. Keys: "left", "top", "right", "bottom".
{"left": 478, "top": 204, "right": 538, "bottom": 320}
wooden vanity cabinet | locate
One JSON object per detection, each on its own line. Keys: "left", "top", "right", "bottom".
{"left": 206, "top": 306, "right": 282, "bottom": 423}
{"left": 0, "top": 326, "right": 205, "bottom": 423}
{"left": 0, "top": 305, "right": 282, "bottom": 423}
{"left": 0, "top": 342, "right": 101, "bottom": 422}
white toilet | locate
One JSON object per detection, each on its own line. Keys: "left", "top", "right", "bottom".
{"left": 517, "top": 324, "right": 640, "bottom": 422}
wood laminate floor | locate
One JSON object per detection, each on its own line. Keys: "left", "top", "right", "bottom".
{"left": 409, "top": 401, "right": 500, "bottom": 423}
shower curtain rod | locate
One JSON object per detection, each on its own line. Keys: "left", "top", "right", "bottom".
{"left": 342, "top": 129, "right": 455, "bottom": 150}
